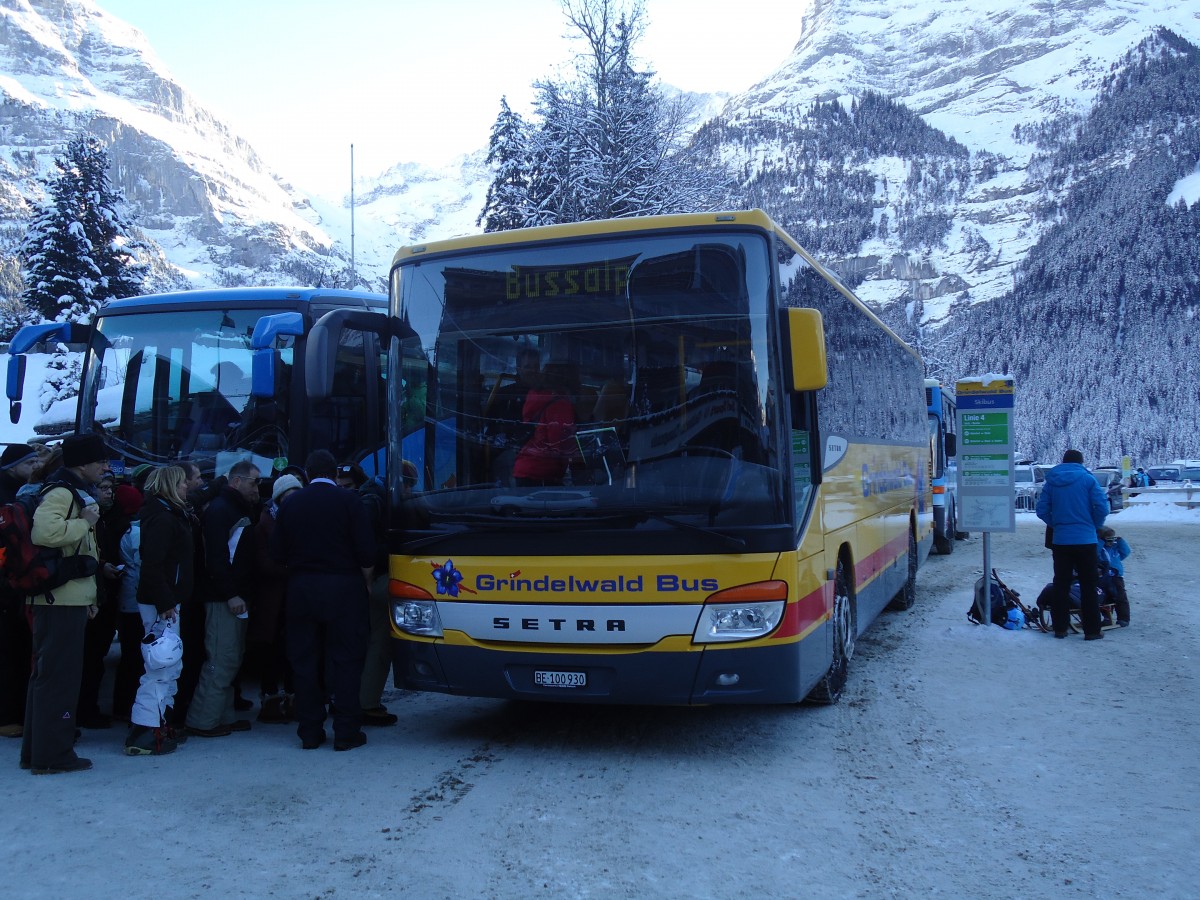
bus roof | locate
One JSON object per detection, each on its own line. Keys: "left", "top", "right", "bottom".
{"left": 97, "top": 287, "right": 385, "bottom": 315}
{"left": 391, "top": 210, "right": 780, "bottom": 267}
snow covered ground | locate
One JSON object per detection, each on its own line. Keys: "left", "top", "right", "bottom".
{"left": 1, "top": 509, "right": 1196, "bottom": 899}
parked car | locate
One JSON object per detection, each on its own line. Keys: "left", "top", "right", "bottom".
{"left": 1090, "top": 468, "right": 1125, "bottom": 512}
{"left": 1013, "top": 464, "right": 1044, "bottom": 511}
{"left": 1146, "top": 465, "right": 1181, "bottom": 483}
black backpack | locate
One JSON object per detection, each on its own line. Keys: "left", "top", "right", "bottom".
{"left": 968, "top": 576, "right": 1016, "bottom": 626}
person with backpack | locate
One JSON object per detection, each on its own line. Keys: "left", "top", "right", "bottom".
{"left": 19, "top": 433, "right": 107, "bottom": 775}
{"left": 1036, "top": 448, "right": 1109, "bottom": 641}
{"left": 0, "top": 443, "right": 39, "bottom": 739}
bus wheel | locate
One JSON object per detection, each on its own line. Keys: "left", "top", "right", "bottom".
{"left": 941, "top": 505, "right": 957, "bottom": 554}
{"left": 807, "top": 557, "right": 855, "bottom": 704}
{"left": 888, "top": 529, "right": 918, "bottom": 611}
{"left": 953, "top": 501, "right": 969, "bottom": 540}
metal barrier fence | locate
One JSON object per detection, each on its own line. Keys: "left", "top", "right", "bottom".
{"left": 1122, "top": 485, "right": 1200, "bottom": 510}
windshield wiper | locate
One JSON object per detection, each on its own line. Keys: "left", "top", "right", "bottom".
{"left": 642, "top": 512, "right": 746, "bottom": 550}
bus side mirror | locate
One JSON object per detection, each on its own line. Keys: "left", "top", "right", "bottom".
{"left": 8, "top": 321, "right": 87, "bottom": 422}
{"left": 7, "top": 354, "right": 26, "bottom": 404}
{"left": 250, "top": 313, "right": 305, "bottom": 398}
{"left": 945, "top": 432, "right": 957, "bottom": 457}
{"left": 305, "top": 308, "right": 391, "bottom": 399}
{"left": 781, "top": 308, "right": 828, "bottom": 392}
{"left": 7, "top": 353, "right": 26, "bottom": 424}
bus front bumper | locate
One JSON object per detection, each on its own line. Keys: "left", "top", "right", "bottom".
{"left": 392, "top": 638, "right": 806, "bottom": 705}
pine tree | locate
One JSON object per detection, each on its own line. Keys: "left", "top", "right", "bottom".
{"left": 19, "top": 135, "right": 147, "bottom": 411}
{"left": 477, "top": 0, "right": 729, "bottom": 230}
{"left": 477, "top": 98, "right": 534, "bottom": 233}
{"left": 20, "top": 134, "right": 146, "bottom": 324}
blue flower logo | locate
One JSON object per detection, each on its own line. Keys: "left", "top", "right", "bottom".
{"left": 432, "top": 560, "right": 465, "bottom": 597}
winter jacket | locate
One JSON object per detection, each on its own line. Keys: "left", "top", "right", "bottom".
{"left": 1098, "top": 535, "right": 1131, "bottom": 577}
{"left": 1035, "top": 462, "right": 1108, "bottom": 545}
{"left": 196, "top": 486, "right": 258, "bottom": 604}
{"left": 138, "top": 496, "right": 195, "bottom": 614}
{"left": 118, "top": 521, "right": 142, "bottom": 614}
{"left": 512, "top": 389, "right": 576, "bottom": 483}
{"left": 28, "top": 470, "right": 100, "bottom": 608}
{"left": 249, "top": 501, "right": 288, "bottom": 642}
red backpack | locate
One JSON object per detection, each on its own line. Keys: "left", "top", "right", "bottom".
{"left": 0, "top": 486, "right": 98, "bottom": 601}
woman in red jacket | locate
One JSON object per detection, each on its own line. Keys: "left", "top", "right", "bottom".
{"left": 512, "top": 363, "right": 577, "bottom": 486}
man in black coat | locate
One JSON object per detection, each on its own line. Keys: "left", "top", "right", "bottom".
{"left": 271, "top": 449, "right": 375, "bottom": 751}
{"left": 185, "top": 459, "right": 260, "bottom": 736}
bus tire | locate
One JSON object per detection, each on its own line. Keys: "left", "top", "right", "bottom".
{"left": 807, "top": 555, "right": 855, "bottom": 705}
{"left": 942, "top": 504, "right": 957, "bottom": 554}
{"left": 888, "top": 528, "right": 918, "bottom": 611}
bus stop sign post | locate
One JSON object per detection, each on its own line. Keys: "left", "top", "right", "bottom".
{"left": 954, "top": 377, "right": 1016, "bottom": 624}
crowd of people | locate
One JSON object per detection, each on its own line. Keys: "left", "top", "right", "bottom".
{"left": 0, "top": 435, "right": 395, "bottom": 774}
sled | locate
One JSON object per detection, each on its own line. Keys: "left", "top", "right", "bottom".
{"left": 1033, "top": 580, "right": 1120, "bottom": 635}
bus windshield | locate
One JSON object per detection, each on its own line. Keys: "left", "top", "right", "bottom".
{"left": 393, "top": 230, "right": 789, "bottom": 553}
{"left": 79, "top": 308, "right": 287, "bottom": 467}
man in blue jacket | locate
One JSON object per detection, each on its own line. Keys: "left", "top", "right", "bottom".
{"left": 1036, "top": 449, "right": 1109, "bottom": 639}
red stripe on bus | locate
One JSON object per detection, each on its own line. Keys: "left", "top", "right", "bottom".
{"left": 854, "top": 530, "right": 910, "bottom": 590}
{"left": 772, "top": 584, "right": 828, "bottom": 640}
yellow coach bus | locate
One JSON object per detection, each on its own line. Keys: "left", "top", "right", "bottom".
{"left": 309, "top": 210, "right": 931, "bottom": 704}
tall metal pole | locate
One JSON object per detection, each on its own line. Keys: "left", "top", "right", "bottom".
{"left": 980, "top": 532, "right": 992, "bottom": 626}
{"left": 350, "top": 144, "right": 356, "bottom": 286}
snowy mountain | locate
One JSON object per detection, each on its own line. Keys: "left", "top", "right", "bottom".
{"left": 706, "top": 0, "right": 1200, "bottom": 316}
{"left": 694, "top": 0, "right": 1200, "bottom": 462}
{"left": 0, "top": 0, "right": 402, "bottom": 293}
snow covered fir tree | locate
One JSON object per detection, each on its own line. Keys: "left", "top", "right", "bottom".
{"left": 477, "top": 0, "right": 728, "bottom": 231}
{"left": 17, "top": 134, "right": 146, "bottom": 411}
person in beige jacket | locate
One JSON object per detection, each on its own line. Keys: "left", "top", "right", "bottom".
{"left": 19, "top": 433, "right": 106, "bottom": 775}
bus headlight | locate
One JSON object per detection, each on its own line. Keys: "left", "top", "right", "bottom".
{"left": 693, "top": 601, "right": 785, "bottom": 643}
{"left": 392, "top": 599, "right": 443, "bottom": 637}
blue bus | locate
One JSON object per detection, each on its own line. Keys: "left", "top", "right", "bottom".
{"left": 925, "top": 378, "right": 963, "bottom": 554}
{"left": 6, "top": 287, "right": 386, "bottom": 478}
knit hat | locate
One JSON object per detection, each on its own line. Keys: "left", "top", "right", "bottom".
{"left": 114, "top": 484, "right": 144, "bottom": 517}
{"left": 271, "top": 473, "right": 303, "bottom": 503}
{"left": 131, "top": 463, "right": 154, "bottom": 490}
{"left": 61, "top": 433, "right": 108, "bottom": 468}
{"left": 0, "top": 443, "right": 36, "bottom": 470}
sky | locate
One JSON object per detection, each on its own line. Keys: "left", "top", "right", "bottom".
{"left": 95, "top": 0, "right": 813, "bottom": 200}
